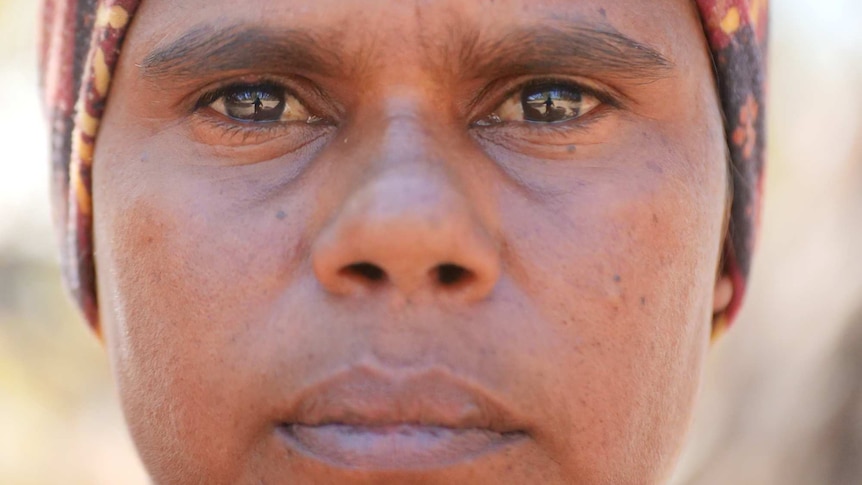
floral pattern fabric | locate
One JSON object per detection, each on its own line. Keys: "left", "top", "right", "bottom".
{"left": 695, "top": 0, "right": 768, "bottom": 336}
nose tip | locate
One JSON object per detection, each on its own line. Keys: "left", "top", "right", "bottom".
{"left": 311, "top": 175, "right": 500, "bottom": 302}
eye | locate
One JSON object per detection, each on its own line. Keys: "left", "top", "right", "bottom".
{"left": 204, "top": 83, "right": 312, "bottom": 123}
{"left": 479, "top": 82, "right": 602, "bottom": 125}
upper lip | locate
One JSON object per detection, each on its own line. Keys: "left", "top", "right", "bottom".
{"left": 279, "top": 363, "right": 527, "bottom": 433}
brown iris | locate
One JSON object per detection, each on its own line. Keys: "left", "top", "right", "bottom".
{"left": 521, "top": 86, "right": 584, "bottom": 123}
{"left": 207, "top": 83, "right": 312, "bottom": 123}
{"left": 222, "top": 86, "right": 285, "bottom": 122}
{"left": 480, "top": 82, "right": 601, "bottom": 126}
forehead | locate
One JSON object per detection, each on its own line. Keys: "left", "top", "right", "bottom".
{"left": 126, "top": 0, "right": 703, "bottom": 78}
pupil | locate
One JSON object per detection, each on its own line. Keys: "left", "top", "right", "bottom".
{"left": 224, "top": 86, "right": 286, "bottom": 122}
{"left": 522, "top": 87, "right": 582, "bottom": 122}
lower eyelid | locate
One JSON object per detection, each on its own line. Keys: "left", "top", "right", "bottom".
{"left": 189, "top": 110, "right": 332, "bottom": 147}
{"left": 203, "top": 117, "right": 283, "bottom": 145}
{"left": 473, "top": 105, "right": 612, "bottom": 136}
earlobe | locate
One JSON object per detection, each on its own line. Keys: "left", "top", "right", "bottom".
{"left": 713, "top": 273, "right": 734, "bottom": 315}
{"left": 710, "top": 274, "right": 734, "bottom": 341}
{"left": 712, "top": 273, "right": 734, "bottom": 317}
{"left": 91, "top": 314, "right": 106, "bottom": 346}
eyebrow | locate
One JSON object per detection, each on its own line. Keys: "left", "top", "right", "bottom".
{"left": 139, "top": 25, "right": 345, "bottom": 81}
{"left": 139, "top": 22, "right": 673, "bottom": 85}
{"left": 454, "top": 23, "right": 674, "bottom": 82}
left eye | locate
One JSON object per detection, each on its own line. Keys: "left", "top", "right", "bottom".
{"left": 481, "top": 83, "right": 601, "bottom": 125}
{"left": 206, "top": 83, "right": 311, "bottom": 123}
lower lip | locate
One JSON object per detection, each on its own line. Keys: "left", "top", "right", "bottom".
{"left": 278, "top": 423, "right": 525, "bottom": 470}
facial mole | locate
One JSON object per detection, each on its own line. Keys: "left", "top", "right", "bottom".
{"left": 567, "top": 145, "right": 577, "bottom": 153}
{"left": 599, "top": 7, "right": 607, "bottom": 17}
{"left": 645, "top": 160, "right": 664, "bottom": 174}
{"left": 276, "top": 210, "right": 286, "bottom": 220}
{"left": 640, "top": 296, "right": 646, "bottom": 306}
{"left": 613, "top": 274, "right": 621, "bottom": 283}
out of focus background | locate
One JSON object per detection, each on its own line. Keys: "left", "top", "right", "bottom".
{"left": 1, "top": 1, "right": 860, "bottom": 483}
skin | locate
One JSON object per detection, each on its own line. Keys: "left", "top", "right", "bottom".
{"left": 92, "top": 0, "right": 734, "bottom": 483}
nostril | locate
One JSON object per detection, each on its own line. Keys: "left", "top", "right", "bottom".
{"left": 340, "top": 262, "right": 387, "bottom": 283}
{"left": 435, "top": 263, "right": 473, "bottom": 287}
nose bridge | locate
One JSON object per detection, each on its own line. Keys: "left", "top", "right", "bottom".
{"left": 354, "top": 101, "right": 467, "bottom": 240}
{"left": 374, "top": 112, "right": 460, "bottom": 217}
{"left": 311, "top": 109, "right": 501, "bottom": 301}
{"left": 375, "top": 93, "right": 447, "bottom": 167}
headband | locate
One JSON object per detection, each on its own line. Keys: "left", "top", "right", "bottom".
{"left": 40, "top": 0, "right": 768, "bottom": 334}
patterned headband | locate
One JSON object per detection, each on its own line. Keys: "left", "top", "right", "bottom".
{"left": 40, "top": 0, "right": 768, "bottom": 335}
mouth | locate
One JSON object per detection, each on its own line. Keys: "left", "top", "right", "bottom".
{"left": 278, "top": 423, "right": 525, "bottom": 469}
{"left": 274, "top": 365, "right": 530, "bottom": 470}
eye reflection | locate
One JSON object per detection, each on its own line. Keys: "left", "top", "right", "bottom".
{"left": 480, "top": 83, "right": 601, "bottom": 125}
{"left": 523, "top": 88, "right": 583, "bottom": 122}
{"left": 207, "top": 83, "right": 312, "bottom": 123}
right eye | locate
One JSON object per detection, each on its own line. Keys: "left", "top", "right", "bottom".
{"left": 205, "top": 83, "right": 312, "bottom": 123}
{"left": 477, "top": 81, "right": 603, "bottom": 127}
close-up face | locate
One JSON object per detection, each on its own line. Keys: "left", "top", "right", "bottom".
{"left": 91, "top": 0, "right": 731, "bottom": 482}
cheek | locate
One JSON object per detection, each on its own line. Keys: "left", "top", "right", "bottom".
{"left": 501, "top": 142, "right": 722, "bottom": 478}
{"left": 92, "top": 150, "right": 309, "bottom": 477}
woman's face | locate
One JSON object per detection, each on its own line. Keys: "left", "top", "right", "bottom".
{"left": 93, "top": 0, "right": 730, "bottom": 482}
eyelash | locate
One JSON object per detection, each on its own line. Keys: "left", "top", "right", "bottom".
{"left": 516, "top": 78, "right": 618, "bottom": 106}
{"left": 196, "top": 80, "right": 280, "bottom": 109}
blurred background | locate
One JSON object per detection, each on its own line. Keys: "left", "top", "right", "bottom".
{"left": 1, "top": 1, "right": 860, "bottom": 483}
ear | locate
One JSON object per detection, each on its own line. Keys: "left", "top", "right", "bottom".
{"left": 712, "top": 186, "right": 736, "bottom": 338}
{"left": 713, "top": 273, "right": 734, "bottom": 315}
{"left": 711, "top": 272, "right": 734, "bottom": 341}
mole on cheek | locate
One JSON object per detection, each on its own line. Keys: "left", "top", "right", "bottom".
{"left": 645, "top": 160, "right": 664, "bottom": 174}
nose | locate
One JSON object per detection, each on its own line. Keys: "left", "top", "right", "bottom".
{"left": 311, "top": 167, "right": 501, "bottom": 302}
